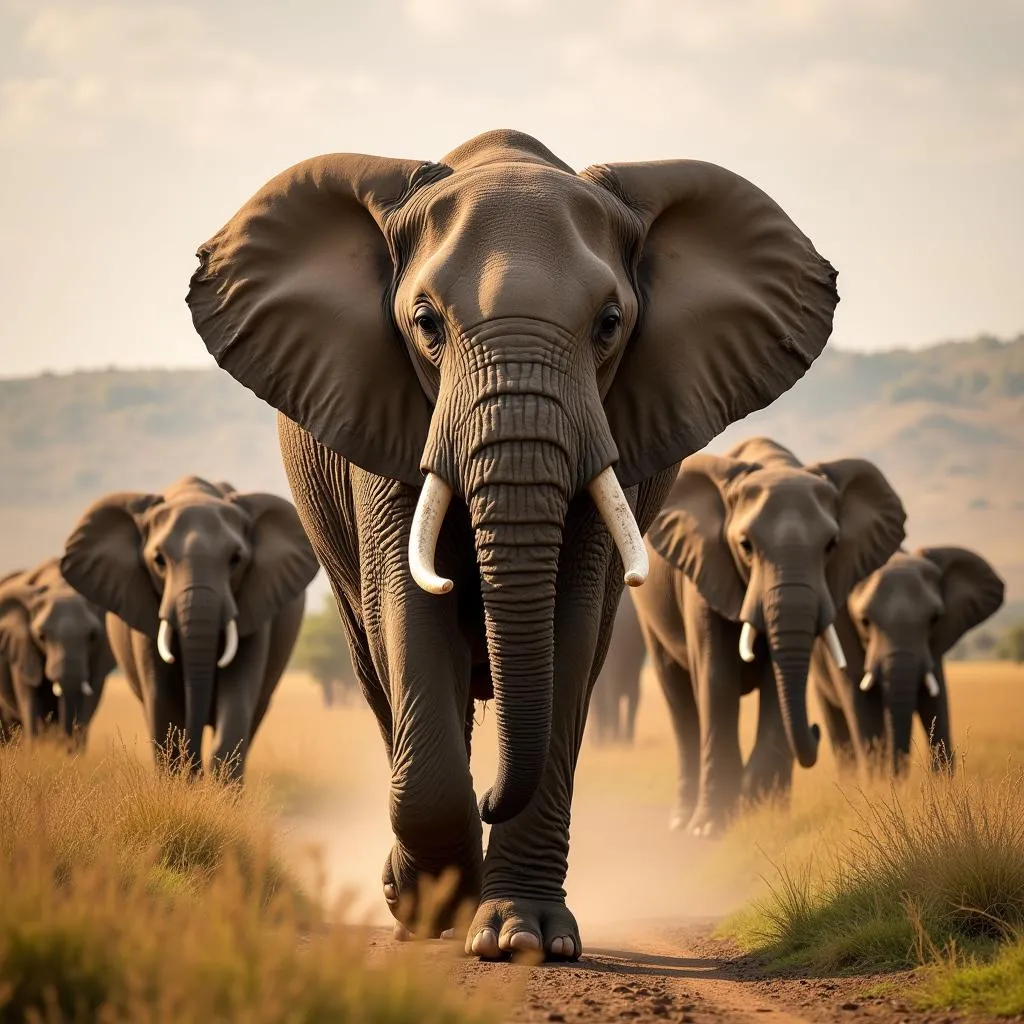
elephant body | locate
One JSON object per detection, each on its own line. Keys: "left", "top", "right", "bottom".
{"left": 590, "top": 592, "right": 645, "bottom": 746}
{"left": 633, "top": 438, "right": 906, "bottom": 836}
{"left": 186, "top": 129, "right": 839, "bottom": 959}
{"left": 0, "top": 558, "right": 114, "bottom": 745}
{"left": 812, "top": 546, "right": 1004, "bottom": 774}
{"left": 61, "top": 476, "right": 319, "bottom": 779}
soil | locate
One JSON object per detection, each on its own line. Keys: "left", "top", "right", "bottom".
{"left": 369, "top": 922, "right": 1011, "bottom": 1024}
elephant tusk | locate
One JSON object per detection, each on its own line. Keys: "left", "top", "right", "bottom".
{"left": 52, "top": 682, "right": 63, "bottom": 698}
{"left": 738, "top": 622, "right": 757, "bottom": 663}
{"left": 217, "top": 619, "right": 239, "bottom": 668}
{"left": 82, "top": 682, "right": 94, "bottom": 697}
{"left": 859, "top": 671, "right": 876, "bottom": 692}
{"left": 157, "top": 618, "right": 176, "bottom": 664}
{"left": 924, "top": 671, "right": 940, "bottom": 698}
{"left": 409, "top": 472, "right": 454, "bottom": 595}
{"left": 822, "top": 624, "right": 848, "bottom": 670}
{"left": 588, "top": 466, "right": 648, "bottom": 587}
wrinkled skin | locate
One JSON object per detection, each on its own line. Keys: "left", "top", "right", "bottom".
{"left": 61, "top": 477, "right": 319, "bottom": 779}
{"left": 812, "top": 547, "right": 1004, "bottom": 775}
{"left": 0, "top": 559, "right": 114, "bottom": 746}
{"left": 186, "top": 130, "right": 838, "bottom": 959}
{"left": 633, "top": 438, "right": 906, "bottom": 837}
{"left": 590, "top": 593, "right": 645, "bottom": 746}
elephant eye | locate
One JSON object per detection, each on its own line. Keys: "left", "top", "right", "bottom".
{"left": 153, "top": 552, "right": 166, "bottom": 569}
{"left": 413, "top": 306, "right": 443, "bottom": 342}
{"left": 860, "top": 616, "right": 871, "bottom": 629}
{"left": 229, "top": 551, "right": 243, "bottom": 568}
{"left": 596, "top": 305, "right": 623, "bottom": 343}
{"left": 825, "top": 536, "right": 838, "bottom": 554}
{"left": 739, "top": 537, "right": 753, "bottom": 557}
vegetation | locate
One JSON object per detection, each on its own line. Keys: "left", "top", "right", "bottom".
{"left": 0, "top": 742, "right": 501, "bottom": 1023}
{"left": 997, "top": 622, "right": 1024, "bottom": 664}
{"left": 291, "top": 594, "right": 358, "bottom": 705}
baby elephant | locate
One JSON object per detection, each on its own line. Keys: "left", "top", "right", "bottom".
{"left": 61, "top": 476, "right": 320, "bottom": 779}
{"left": 0, "top": 558, "right": 115, "bottom": 746}
{"left": 813, "top": 547, "right": 1004, "bottom": 775}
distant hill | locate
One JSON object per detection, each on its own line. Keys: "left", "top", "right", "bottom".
{"left": 2, "top": 334, "right": 1022, "bottom": 621}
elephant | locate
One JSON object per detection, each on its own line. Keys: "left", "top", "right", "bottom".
{"left": 185, "top": 129, "right": 839, "bottom": 960}
{"left": 589, "top": 592, "right": 645, "bottom": 746}
{"left": 0, "top": 558, "right": 115, "bottom": 745}
{"left": 60, "top": 476, "right": 319, "bottom": 779}
{"left": 632, "top": 438, "right": 906, "bottom": 837}
{"left": 812, "top": 546, "right": 1004, "bottom": 775}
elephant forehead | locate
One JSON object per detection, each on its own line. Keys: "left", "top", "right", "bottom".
{"left": 872, "top": 563, "right": 942, "bottom": 617}
{"left": 146, "top": 503, "right": 247, "bottom": 550}
{"left": 399, "top": 166, "right": 629, "bottom": 324}
{"left": 737, "top": 471, "right": 837, "bottom": 526}
{"left": 37, "top": 596, "right": 95, "bottom": 635}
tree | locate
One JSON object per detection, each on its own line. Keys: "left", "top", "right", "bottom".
{"left": 291, "top": 594, "right": 357, "bottom": 706}
{"left": 999, "top": 623, "right": 1024, "bottom": 665}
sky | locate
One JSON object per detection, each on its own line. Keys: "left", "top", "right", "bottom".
{"left": 1, "top": 0, "right": 1022, "bottom": 377}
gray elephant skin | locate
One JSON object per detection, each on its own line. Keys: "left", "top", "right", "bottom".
{"left": 0, "top": 558, "right": 115, "bottom": 745}
{"left": 813, "top": 546, "right": 1004, "bottom": 775}
{"left": 590, "top": 592, "right": 645, "bottom": 746}
{"left": 61, "top": 476, "right": 319, "bottom": 779}
{"left": 632, "top": 438, "right": 906, "bottom": 837}
{"left": 185, "top": 129, "right": 839, "bottom": 960}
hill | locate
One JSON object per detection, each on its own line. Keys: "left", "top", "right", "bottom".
{"left": 2, "top": 334, "right": 1022, "bottom": 612}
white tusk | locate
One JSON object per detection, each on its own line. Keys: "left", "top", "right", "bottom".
{"left": 82, "top": 682, "right": 94, "bottom": 697}
{"left": 924, "top": 671, "right": 940, "bottom": 698}
{"left": 157, "top": 618, "right": 175, "bottom": 664}
{"left": 217, "top": 619, "right": 238, "bottom": 668}
{"left": 408, "top": 473, "right": 454, "bottom": 595}
{"left": 52, "top": 682, "right": 63, "bottom": 698}
{"left": 739, "top": 622, "right": 757, "bottom": 663}
{"left": 822, "top": 624, "right": 848, "bottom": 670}
{"left": 859, "top": 671, "right": 875, "bottom": 692}
{"left": 588, "top": 466, "right": 648, "bottom": 587}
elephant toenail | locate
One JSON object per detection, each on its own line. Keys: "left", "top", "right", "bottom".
{"left": 471, "top": 927, "right": 499, "bottom": 957}
{"left": 508, "top": 931, "right": 541, "bottom": 952}
{"left": 383, "top": 884, "right": 397, "bottom": 901}
{"left": 552, "top": 936, "right": 575, "bottom": 958}
{"left": 441, "top": 928, "right": 456, "bottom": 940}
{"left": 392, "top": 922, "right": 413, "bottom": 941}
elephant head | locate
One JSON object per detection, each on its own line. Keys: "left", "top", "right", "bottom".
{"left": 61, "top": 477, "right": 319, "bottom": 766}
{"left": 648, "top": 438, "right": 905, "bottom": 769}
{"left": 0, "top": 560, "right": 112, "bottom": 739}
{"left": 850, "top": 547, "right": 1004, "bottom": 772}
{"left": 186, "top": 130, "right": 839, "bottom": 823}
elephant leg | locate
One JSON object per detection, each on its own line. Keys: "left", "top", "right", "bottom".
{"left": 742, "top": 672, "right": 795, "bottom": 805}
{"left": 210, "top": 632, "right": 269, "bottom": 782}
{"left": 133, "top": 634, "right": 186, "bottom": 769}
{"left": 644, "top": 627, "right": 698, "bottom": 830}
{"left": 918, "top": 667, "right": 953, "bottom": 772}
{"left": 467, "top": 515, "right": 616, "bottom": 963}
{"left": 818, "top": 694, "right": 857, "bottom": 774}
{"left": 622, "top": 676, "right": 640, "bottom": 745}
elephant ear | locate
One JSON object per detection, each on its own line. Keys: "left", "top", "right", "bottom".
{"left": 646, "top": 454, "right": 753, "bottom": 620}
{"left": 581, "top": 160, "right": 838, "bottom": 486}
{"left": 808, "top": 459, "right": 906, "bottom": 606}
{"left": 920, "top": 547, "right": 1005, "bottom": 655}
{"left": 231, "top": 493, "right": 321, "bottom": 635}
{"left": 0, "top": 581, "right": 43, "bottom": 687}
{"left": 60, "top": 493, "right": 163, "bottom": 636}
{"left": 187, "top": 154, "right": 443, "bottom": 487}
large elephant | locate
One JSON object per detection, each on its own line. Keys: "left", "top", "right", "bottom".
{"left": 60, "top": 476, "right": 319, "bottom": 779}
{"left": 813, "top": 546, "right": 1004, "bottom": 775}
{"left": 185, "top": 129, "right": 839, "bottom": 960}
{"left": 632, "top": 438, "right": 906, "bottom": 836}
{"left": 0, "top": 558, "right": 115, "bottom": 745}
{"left": 590, "top": 592, "right": 645, "bottom": 746}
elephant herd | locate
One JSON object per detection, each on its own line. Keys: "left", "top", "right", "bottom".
{"left": 0, "top": 477, "right": 319, "bottom": 777}
{"left": 1, "top": 129, "right": 1008, "bottom": 965}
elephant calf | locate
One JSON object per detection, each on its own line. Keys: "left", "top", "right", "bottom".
{"left": 61, "top": 476, "right": 319, "bottom": 779}
{"left": 0, "top": 558, "right": 115, "bottom": 745}
{"left": 632, "top": 438, "right": 906, "bottom": 836}
{"left": 812, "top": 546, "right": 1004, "bottom": 774}
{"left": 590, "top": 592, "right": 645, "bottom": 746}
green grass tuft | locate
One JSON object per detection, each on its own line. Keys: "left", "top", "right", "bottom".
{"left": 917, "top": 936, "right": 1024, "bottom": 1017}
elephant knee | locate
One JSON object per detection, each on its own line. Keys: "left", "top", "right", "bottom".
{"left": 389, "top": 777, "right": 475, "bottom": 853}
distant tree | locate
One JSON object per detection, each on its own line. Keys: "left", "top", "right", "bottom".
{"left": 291, "top": 594, "right": 357, "bottom": 707}
{"left": 999, "top": 623, "right": 1024, "bottom": 665}
{"left": 973, "top": 629, "right": 998, "bottom": 653}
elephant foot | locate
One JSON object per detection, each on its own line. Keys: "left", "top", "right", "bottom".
{"left": 668, "top": 796, "right": 697, "bottom": 831}
{"left": 685, "top": 807, "right": 730, "bottom": 839}
{"left": 382, "top": 842, "right": 481, "bottom": 938}
{"left": 465, "top": 897, "right": 581, "bottom": 961}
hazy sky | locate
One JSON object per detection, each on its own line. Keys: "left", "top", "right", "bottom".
{"left": 2, "top": 0, "right": 1022, "bottom": 377}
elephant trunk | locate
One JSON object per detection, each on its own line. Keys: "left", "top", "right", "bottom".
{"left": 763, "top": 581, "right": 821, "bottom": 768}
{"left": 174, "top": 585, "right": 223, "bottom": 772}
{"left": 881, "top": 653, "right": 921, "bottom": 776}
